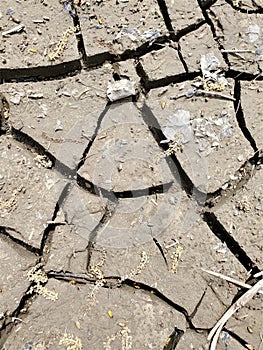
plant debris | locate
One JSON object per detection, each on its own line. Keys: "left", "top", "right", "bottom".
{"left": 198, "top": 53, "right": 229, "bottom": 92}
{"left": 59, "top": 333, "right": 82, "bottom": 350}
{"left": 27, "top": 263, "right": 58, "bottom": 301}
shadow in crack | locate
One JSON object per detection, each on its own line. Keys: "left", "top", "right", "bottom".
{"left": 234, "top": 79, "right": 258, "bottom": 153}
{"left": 0, "top": 60, "right": 81, "bottom": 82}
{"left": 203, "top": 211, "right": 261, "bottom": 274}
{"left": 163, "top": 327, "right": 184, "bottom": 350}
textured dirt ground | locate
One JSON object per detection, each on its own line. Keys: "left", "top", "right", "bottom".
{"left": 0, "top": 0, "right": 262, "bottom": 349}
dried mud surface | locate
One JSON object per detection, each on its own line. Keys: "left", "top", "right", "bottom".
{"left": 0, "top": 1, "right": 262, "bottom": 350}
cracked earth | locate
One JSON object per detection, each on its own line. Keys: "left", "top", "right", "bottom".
{"left": 0, "top": 0, "right": 262, "bottom": 349}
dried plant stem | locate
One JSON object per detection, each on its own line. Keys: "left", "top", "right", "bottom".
{"left": 253, "top": 271, "right": 263, "bottom": 278}
{"left": 202, "top": 268, "right": 263, "bottom": 294}
{"left": 222, "top": 49, "right": 255, "bottom": 54}
{"left": 208, "top": 279, "right": 263, "bottom": 350}
{"left": 170, "top": 90, "right": 235, "bottom": 101}
{"left": 195, "top": 89, "right": 236, "bottom": 101}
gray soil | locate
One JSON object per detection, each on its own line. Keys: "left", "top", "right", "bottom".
{"left": 0, "top": 0, "right": 262, "bottom": 350}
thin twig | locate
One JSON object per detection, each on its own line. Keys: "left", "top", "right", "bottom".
{"left": 208, "top": 279, "right": 263, "bottom": 350}
{"left": 2, "top": 25, "right": 24, "bottom": 36}
{"left": 170, "top": 89, "right": 235, "bottom": 101}
{"left": 76, "top": 88, "right": 90, "bottom": 100}
{"left": 222, "top": 49, "right": 255, "bottom": 54}
{"left": 202, "top": 268, "right": 263, "bottom": 294}
{"left": 195, "top": 89, "right": 236, "bottom": 101}
{"left": 254, "top": 271, "right": 263, "bottom": 278}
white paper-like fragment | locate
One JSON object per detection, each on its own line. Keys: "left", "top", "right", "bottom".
{"left": 107, "top": 79, "right": 136, "bottom": 102}
{"left": 161, "top": 109, "right": 191, "bottom": 143}
{"left": 247, "top": 24, "right": 260, "bottom": 43}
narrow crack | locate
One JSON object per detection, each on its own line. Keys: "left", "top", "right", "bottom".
{"left": 115, "top": 182, "right": 174, "bottom": 198}
{"left": 189, "top": 286, "right": 209, "bottom": 320}
{"left": 47, "top": 270, "right": 195, "bottom": 329}
{"left": 69, "top": 1, "right": 88, "bottom": 65}
{"left": 139, "top": 103, "right": 206, "bottom": 203}
{"left": 86, "top": 199, "right": 118, "bottom": 270}
{"left": 76, "top": 103, "right": 111, "bottom": 171}
{"left": 205, "top": 151, "right": 262, "bottom": 209}
{"left": 177, "top": 42, "right": 189, "bottom": 73}
{"left": 224, "top": 0, "right": 263, "bottom": 14}
{"left": 11, "top": 117, "right": 177, "bottom": 203}
{"left": 163, "top": 327, "right": 184, "bottom": 350}
{"left": 0, "top": 183, "right": 76, "bottom": 265}
{"left": 203, "top": 212, "right": 261, "bottom": 275}
{"left": 197, "top": 0, "right": 231, "bottom": 69}
{"left": 234, "top": 79, "right": 258, "bottom": 153}
{"left": 153, "top": 237, "right": 168, "bottom": 268}
{"left": 82, "top": 35, "right": 170, "bottom": 69}
{"left": 174, "top": 19, "right": 206, "bottom": 41}
{"left": 136, "top": 66, "right": 263, "bottom": 93}
{"left": 65, "top": 202, "right": 118, "bottom": 273}
{"left": 39, "top": 182, "right": 73, "bottom": 259}
{"left": 0, "top": 284, "right": 37, "bottom": 349}
{"left": 0, "top": 226, "right": 40, "bottom": 255}
{"left": 0, "top": 4, "right": 262, "bottom": 348}
{"left": 224, "top": 328, "right": 257, "bottom": 349}
{"left": 198, "top": 0, "right": 218, "bottom": 10}
{"left": 156, "top": 0, "right": 176, "bottom": 40}
{"left": 119, "top": 36, "right": 169, "bottom": 61}
{"left": 232, "top": 271, "right": 263, "bottom": 304}
{"left": 11, "top": 127, "right": 74, "bottom": 177}
{"left": 135, "top": 58, "right": 150, "bottom": 94}
{"left": 144, "top": 71, "right": 200, "bottom": 90}
{"left": 0, "top": 60, "right": 81, "bottom": 83}
{"left": 76, "top": 100, "right": 176, "bottom": 200}
{"left": 46, "top": 270, "right": 257, "bottom": 349}
{"left": 226, "top": 69, "right": 263, "bottom": 81}
{"left": 77, "top": 173, "right": 174, "bottom": 199}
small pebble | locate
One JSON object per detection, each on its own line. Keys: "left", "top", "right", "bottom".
{"left": 6, "top": 8, "right": 15, "bottom": 16}
{"left": 55, "top": 120, "right": 63, "bottom": 131}
{"left": 28, "top": 93, "right": 44, "bottom": 99}
{"left": 9, "top": 95, "right": 21, "bottom": 105}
